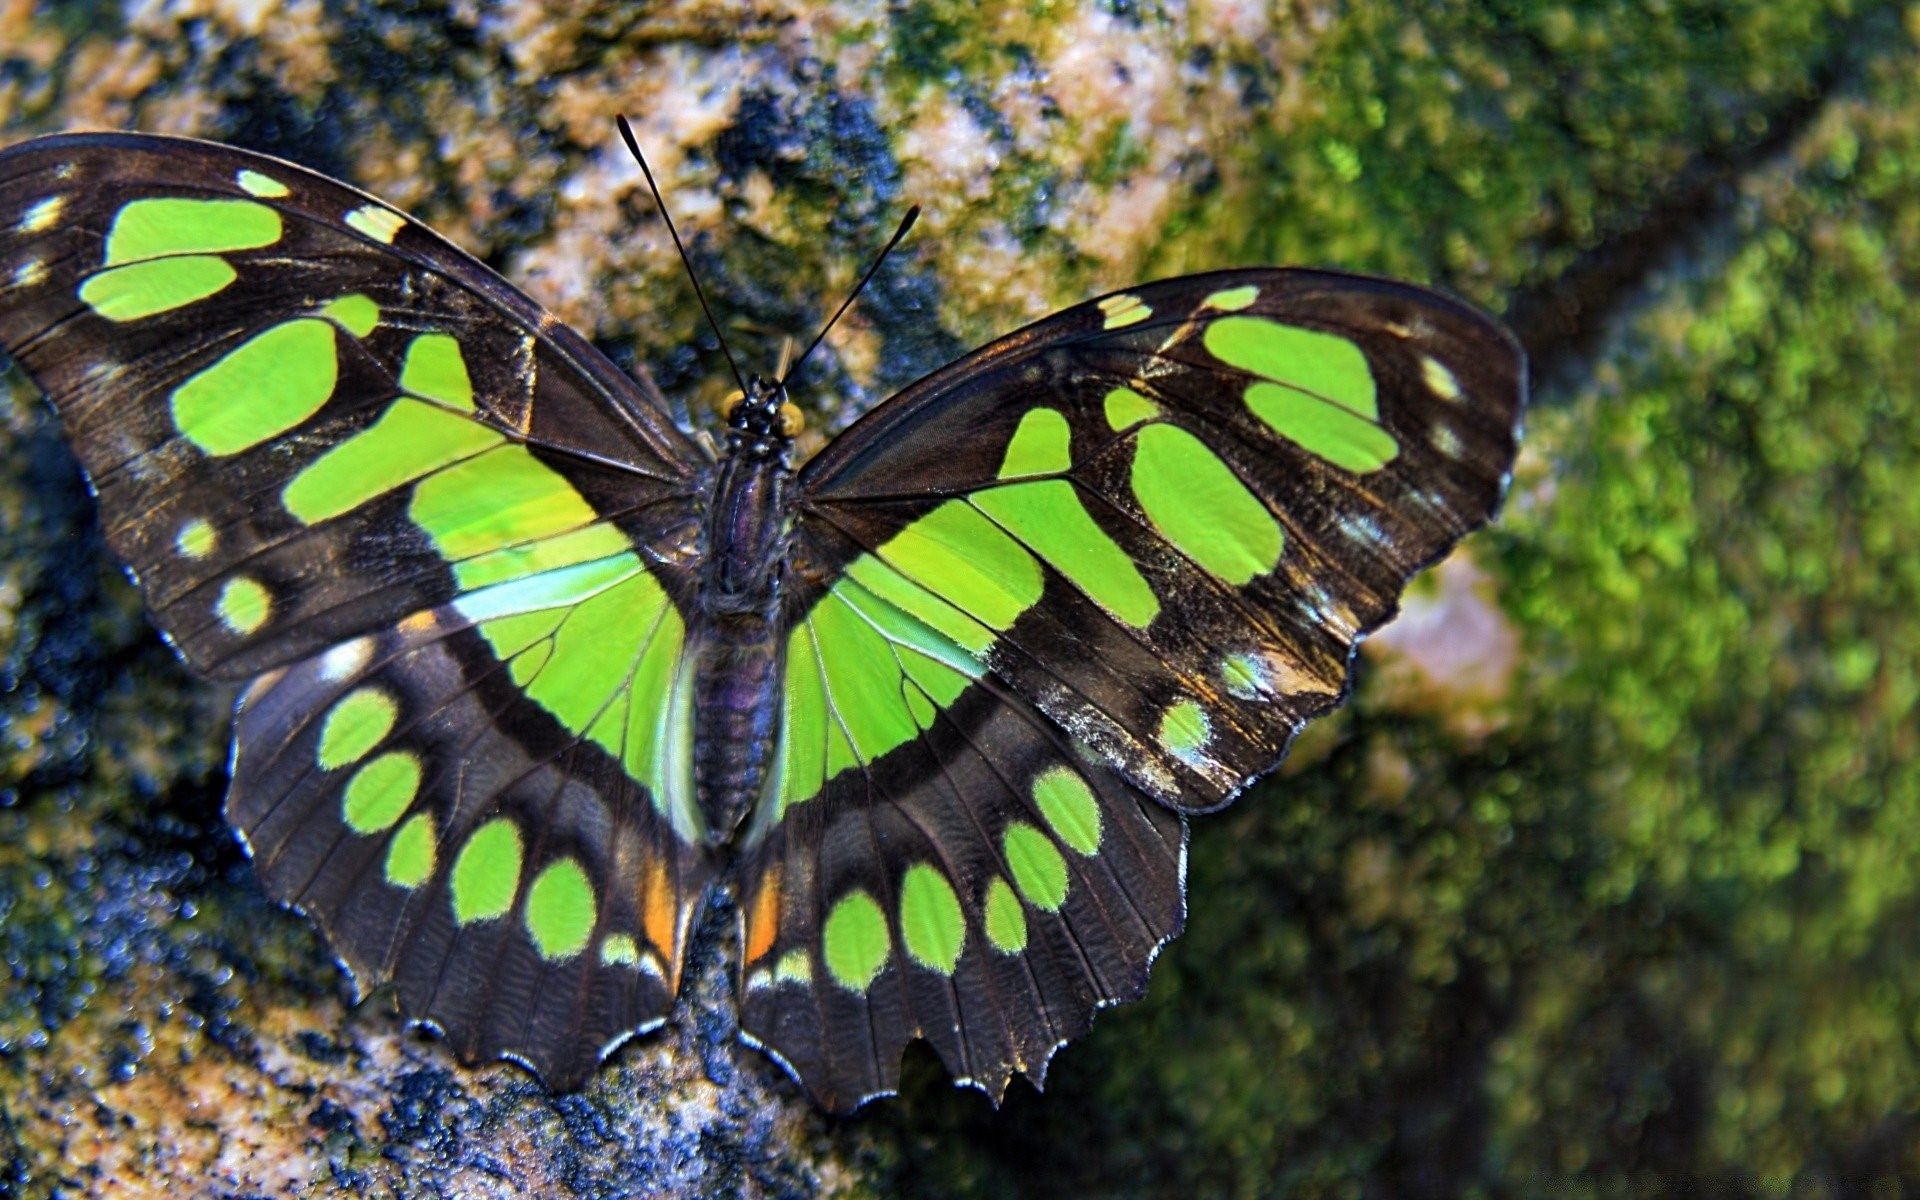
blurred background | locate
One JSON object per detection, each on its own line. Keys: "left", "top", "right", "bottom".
{"left": 1, "top": 1, "right": 1916, "bottom": 1196}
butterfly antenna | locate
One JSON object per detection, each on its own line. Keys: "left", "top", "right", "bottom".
{"left": 616, "top": 114, "right": 749, "bottom": 395}
{"left": 781, "top": 204, "right": 920, "bottom": 390}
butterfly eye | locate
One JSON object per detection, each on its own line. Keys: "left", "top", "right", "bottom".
{"left": 721, "top": 390, "right": 746, "bottom": 420}
{"left": 778, "top": 402, "right": 805, "bottom": 438}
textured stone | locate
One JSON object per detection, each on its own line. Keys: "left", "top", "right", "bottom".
{"left": 2, "top": 0, "right": 1916, "bottom": 1195}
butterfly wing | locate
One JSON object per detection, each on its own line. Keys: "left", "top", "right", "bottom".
{"left": 0, "top": 132, "right": 713, "bottom": 1084}
{"left": 737, "top": 268, "right": 1524, "bottom": 1108}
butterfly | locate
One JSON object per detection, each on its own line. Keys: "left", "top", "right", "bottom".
{"left": 0, "top": 124, "right": 1524, "bottom": 1112}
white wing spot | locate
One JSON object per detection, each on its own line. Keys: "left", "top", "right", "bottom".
{"left": 237, "top": 169, "right": 291, "bottom": 198}
{"left": 18, "top": 196, "right": 63, "bottom": 234}
{"left": 318, "top": 636, "right": 376, "bottom": 683}
{"left": 1338, "top": 513, "right": 1387, "bottom": 549}
{"left": 10, "top": 259, "right": 46, "bottom": 290}
{"left": 345, "top": 204, "right": 405, "bottom": 244}
{"left": 1431, "top": 424, "right": 1465, "bottom": 459}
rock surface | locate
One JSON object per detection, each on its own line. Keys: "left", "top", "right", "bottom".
{"left": 2, "top": 1, "right": 1917, "bottom": 1195}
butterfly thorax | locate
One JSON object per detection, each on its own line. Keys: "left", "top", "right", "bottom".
{"left": 691, "top": 376, "right": 798, "bottom": 844}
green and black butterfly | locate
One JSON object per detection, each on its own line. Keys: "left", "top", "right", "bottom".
{"left": 0, "top": 125, "right": 1523, "bottom": 1112}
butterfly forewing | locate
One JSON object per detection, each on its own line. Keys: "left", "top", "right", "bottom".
{"left": 0, "top": 132, "right": 716, "bottom": 1085}
{"left": 789, "top": 268, "right": 1523, "bottom": 812}
{"left": 0, "top": 133, "right": 706, "bottom": 676}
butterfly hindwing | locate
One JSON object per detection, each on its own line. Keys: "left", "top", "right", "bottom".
{"left": 787, "top": 268, "right": 1525, "bottom": 816}
{"left": 231, "top": 586, "right": 710, "bottom": 1086}
{"left": 735, "top": 664, "right": 1185, "bottom": 1110}
{"left": 0, "top": 132, "right": 716, "bottom": 1082}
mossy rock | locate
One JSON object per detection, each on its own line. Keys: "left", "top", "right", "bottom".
{"left": 2, "top": 1, "right": 1916, "bottom": 1195}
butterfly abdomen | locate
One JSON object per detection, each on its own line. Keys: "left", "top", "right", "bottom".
{"left": 691, "top": 448, "right": 794, "bottom": 844}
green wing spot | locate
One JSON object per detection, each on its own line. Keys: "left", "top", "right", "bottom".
{"left": 774, "top": 629, "right": 828, "bottom": 818}
{"left": 1104, "top": 386, "right": 1159, "bottom": 431}
{"left": 1032, "top": 766, "right": 1102, "bottom": 856}
{"left": 823, "top": 890, "right": 890, "bottom": 993}
{"left": 600, "top": 934, "right": 640, "bottom": 966}
{"left": 384, "top": 813, "right": 436, "bottom": 888}
{"left": 79, "top": 256, "right": 236, "bottom": 322}
{"left": 998, "top": 408, "right": 1072, "bottom": 478}
{"left": 172, "top": 319, "right": 338, "bottom": 456}
{"left": 899, "top": 864, "right": 966, "bottom": 974}
{"left": 410, "top": 446, "right": 619, "bottom": 588}
{"left": 341, "top": 751, "right": 421, "bottom": 834}
{"left": 1204, "top": 284, "right": 1259, "bottom": 310}
{"left": 346, "top": 204, "right": 405, "bottom": 243}
{"left": 216, "top": 577, "right": 270, "bottom": 635}
{"left": 103, "top": 197, "right": 280, "bottom": 265}
{"left": 1130, "top": 424, "right": 1282, "bottom": 583}
{"left": 282, "top": 397, "right": 504, "bottom": 523}
{"left": 236, "top": 169, "right": 290, "bottom": 199}
{"left": 876, "top": 500, "right": 1044, "bottom": 633}
{"left": 317, "top": 687, "right": 398, "bottom": 770}
{"left": 176, "top": 518, "right": 215, "bottom": 560}
{"left": 975, "top": 482, "right": 1160, "bottom": 629}
{"left": 524, "top": 858, "right": 597, "bottom": 960}
{"left": 400, "top": 333, "right": 476, "bottom": 411}
{"left": 1245, "top": 382, "right": 1399, "bottom": 473}
{"left": 319, "top": 293, "right": 379, "bottom": 338}
{"left": 451, "top": 819, "right": 523, "bottom": 924}
{"left": 1203, "top": 315, "right": 1377, "bottom": 417}
{"left": 845, "top": 554, "right": 995, "bottom": 654}
{"left": 983, "top": 878, "right": 1028, "bottom": 953}
{"left": 979, "top": 418, "right": 1158, "bottom": 624}
{"left": 1157, "top": 699, "right": 1211, "bottom": 764}
{"left": 1003, "top": 823, "right": 1068, "bottom": 911}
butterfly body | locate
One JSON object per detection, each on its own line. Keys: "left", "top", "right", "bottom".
{"left": 693, "top": 376, "right": 798, "bottom": 842}
{"left": 0, "top": 129, "right": 1525, "bottom": 1111}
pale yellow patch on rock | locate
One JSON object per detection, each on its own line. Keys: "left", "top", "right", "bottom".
{"left": 900, "top": 92, "right": 1001, "bottom": 203}
{"left": 1367, "top": 555, "right": 1520, "bottom": 738}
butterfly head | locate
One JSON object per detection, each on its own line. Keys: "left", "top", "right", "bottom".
{"left": 722, "top": 375, "right": 804, "bottom": 461}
